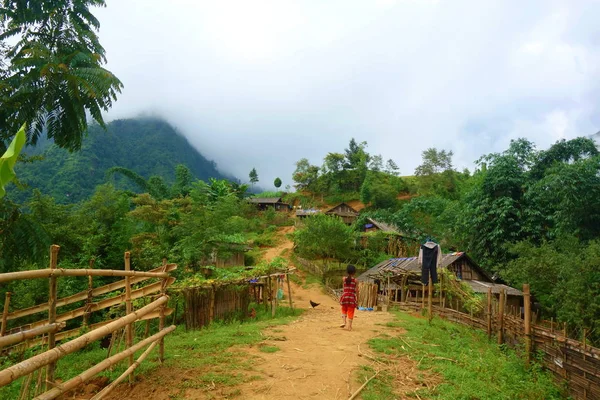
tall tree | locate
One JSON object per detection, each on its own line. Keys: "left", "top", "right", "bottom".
{"left": 385, "top": 159, "right": 400, "bottom": 176}
{"left": 0, "top": 0, "right": 122, "bottom": 150}
{"left": 292, "top": 158, "right": 319, "bottom": 191}
{"left": 249, "top": 167, "right": 259, "bottom": 186}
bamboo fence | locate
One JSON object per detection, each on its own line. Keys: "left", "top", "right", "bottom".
{"left": 0, "top": 245, "right": 177, "bottom": 399}
{"left": 393, "top": 284, "right": 600, "bottom": 400}
{"left": 180, "top": 269, "right": 296, "bottom": 330}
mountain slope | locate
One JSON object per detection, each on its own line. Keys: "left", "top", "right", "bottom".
{"left": 10, "top": 118, "right": 229, "bottom": 203}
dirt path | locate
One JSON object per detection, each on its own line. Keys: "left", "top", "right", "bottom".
{"left": 237, "top": 226, "right": 402, "bottom": 399}
{"left": 235, "top": 283, "right": 398, "bottom": 399}
{"left": 95, "top": 225, "right": 420, "bottom": 399}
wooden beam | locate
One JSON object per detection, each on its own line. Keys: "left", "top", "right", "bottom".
{"left": 523, "top": 284, "right": 532, "bottom": 365}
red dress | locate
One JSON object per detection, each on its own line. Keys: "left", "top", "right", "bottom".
{"left": 339, "top": 277, "right": 357, "bottom": 308}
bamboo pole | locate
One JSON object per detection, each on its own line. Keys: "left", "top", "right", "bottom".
{"left": 46, "top": 244, "right": 60, "bottom": 390}
{"left": 124, "top": 252, "right": 133, "bottom": 384}
{"left": 523, "top": 284, "right": 532, "bottom": 365}
{"left": 91, "top": 341, "right": 159, "bottom": 400}
{"left": 497, "top": 289, "right": 505, "bottom": 345}
{"left": 35, "top": 326, "right": 175, "bottom": 400}
{"left": 0, "top": 295, "right": 169, "bottom": 387}
{"left": 6, "top": 264, "right": 177, "bottom": 321}
{"left": 1, "top": 292, "right": 11, "bottom": 336}
{"left": 159, "top": 259, "right": 167, "bottom": 363}
{"left": 83, "top": 259, "right": 95, "bottom": 327}
{"left": 0, "top": 269, "right": 170, "bottom": 283}
{"left": 286, "top": 274, "right": 294, "bottom": 311}
{"left": 486, "top": 287, "right": 492, "bottom": 340}
{"left": 15, "top": 279, "right": 174, "bottom": 333}
{"left": 0, "top": 323, "right": 66, "bottom": 349}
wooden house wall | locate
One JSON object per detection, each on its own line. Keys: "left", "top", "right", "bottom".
{"left": 215, "top": 252, "right": 245, "bottom": 268}
{"left": 448, "top": 259, "right": 485, "bottom": 281}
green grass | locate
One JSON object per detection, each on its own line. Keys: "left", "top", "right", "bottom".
{"left": 364, "top": 311, "right": 565, "bottom": 400}
{"left": 258, "top": 345, "right": 280, "bottom": 353}
{"left": 0, "top": 305, "right": 302, "bottom": 399}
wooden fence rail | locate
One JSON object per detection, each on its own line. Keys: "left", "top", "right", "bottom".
{"left": 392, "top": 284, "right": 600, "bottom": 400}
{"left": 0, "top": 245, "right": 177, "bottom": 399}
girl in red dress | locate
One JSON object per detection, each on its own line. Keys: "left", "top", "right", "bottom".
{"left": 339, "top": 264, "right": 359, "bottom": 331}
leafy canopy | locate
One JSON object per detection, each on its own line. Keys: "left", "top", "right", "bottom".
{"left": 0, "top": 0, "right": 122, "bottom": 150}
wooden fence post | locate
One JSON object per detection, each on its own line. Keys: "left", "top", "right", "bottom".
{"left": 46, "top": 244, "right": 60, "bottom": 390}
{"left": 497, "top": 289, "right": 505, "bottom": 345}
{"left": 272, "top": 275, "right": 278, "bottom": 318}
{"left": 209, "top": 285, "right": 215, "bottom": 323}
{"left": 268, "top": 276, "right": 274, "bottom": 317}
{"left": 83, "top": 258, "right": 95, "bottom": 327}
{"left": 421, "top": 284, "right": 425, "bottom": 309}
{"left": 427, "top": 276, "right": 433, "bottom": 322}
{"left": 523, "top": 284, "right": 532, "bottom": 366}
{"left": 1, "top": 292, "right": 11, "bottom": 336}
{"left": 124, "top": 252, "right": 133, "bottom": 384}
{"left": 159, "top": 258, "right": 167, "bottom": 363}
{"left": 286, "top": 274, "right": 294, "bottom": 311}
{"left": 486, "top": 287, "right": 492, "bottom": 340}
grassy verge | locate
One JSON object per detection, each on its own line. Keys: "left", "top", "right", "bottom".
{"left": 363, "top": 311, "right": 564, "bottom": 400}
{"left": 0, "top": 305, "right": 302, "bottom": 399}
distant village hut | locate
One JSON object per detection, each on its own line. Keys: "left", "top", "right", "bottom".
{"left": 248, "top": 197, "right": 290, "bottom": 211}
{"left": 361, "top": 218, "right": 420, "bottom": 258}
{"left": 357, "top": 252, "right": 522, "bottom": 310}
{"left": 325, "top": 202, "right": 359, "bottom": 225}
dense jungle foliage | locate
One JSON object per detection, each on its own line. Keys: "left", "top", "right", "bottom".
{"left": 290, "top": 136, "right": 600, "bottom": 337}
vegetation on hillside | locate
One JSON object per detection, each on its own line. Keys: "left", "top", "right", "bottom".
{"left": 8, "top": 118, "right": 228, "bottom": 203}
{"left": 291, "top": 136, "right": 600, "bottom": 339}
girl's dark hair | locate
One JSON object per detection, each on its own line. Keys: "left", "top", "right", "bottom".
{"left": 346, "top": 264, "right": 356, "bottom": 285}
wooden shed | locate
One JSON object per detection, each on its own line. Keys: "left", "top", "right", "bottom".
{"left": 325, "top": 202, "right": 359, "bottom": 225}
{"left": 248, "top": 197, "right": 290, "bottom": 211}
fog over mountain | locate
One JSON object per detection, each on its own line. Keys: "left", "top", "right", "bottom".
{"left": 95, "top": 0, "right": 600, "bottom": 187}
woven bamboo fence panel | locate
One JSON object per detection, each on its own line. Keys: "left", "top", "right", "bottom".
{"left": 183, "top": 285, "right": 250, "bottom": 330}
{"left": 396, "top": 300, "right": 600, "bottom": 399}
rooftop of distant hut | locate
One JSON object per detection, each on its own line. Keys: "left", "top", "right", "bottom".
{"left": 248, "top": 197, "right": 284, "bottom": 204}
{"left": 358, "top": 252, "right": 522, "bottom": 296}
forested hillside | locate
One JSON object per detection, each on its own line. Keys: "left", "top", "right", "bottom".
{"left": 9, "top": 118, "right": 228, "bottom": 203}
{"left": 289, "top": 136, "right": 600, "bottom": 338}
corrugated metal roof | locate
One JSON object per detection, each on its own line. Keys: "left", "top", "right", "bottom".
{"left": 248, "top": 197, "right": 283, "bottom": 204}
{"left": 357, "top": 252, "right": 521, "bottom": 296}
{"left": 464, "top": 280, "right": 523, "bottom": 296}
{"left": 296, "top": 209, "right": 322, "bottom": 216}
{"left": 366, "top": 218, "right": 399, "bottom": 233}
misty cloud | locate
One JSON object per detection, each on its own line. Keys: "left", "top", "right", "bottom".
{"left": 95, "top": 0, "right": 600, "bottom": 187}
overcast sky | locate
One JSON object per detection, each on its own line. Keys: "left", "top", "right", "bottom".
{"left": 95, "top": 0, "right": 600, "bottom": 188}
